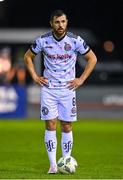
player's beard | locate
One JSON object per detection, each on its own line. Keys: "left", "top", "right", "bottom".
{"left": 53, "top": 27, "right": 67, "bottom": 39}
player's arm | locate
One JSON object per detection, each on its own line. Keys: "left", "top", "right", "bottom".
{"left": 79, "top": 49, "right": 97, "bottom": 83}
{"left": 24, "top": 49, "right": 48, "bottom": 86}
{"left": 68, "top": 49, "right": 97, "bottom": 89}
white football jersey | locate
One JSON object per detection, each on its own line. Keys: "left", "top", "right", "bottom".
{"left": 30, "top": 31, "right": 90, "bottom": 89}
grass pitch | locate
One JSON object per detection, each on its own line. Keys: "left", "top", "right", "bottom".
{"left": 0, "top": 119, "right": 123, "bottom": 179}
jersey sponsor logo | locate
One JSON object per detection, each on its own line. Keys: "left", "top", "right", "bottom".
{"left": 41, "top": 106, "right": 49, "bottom": 115}
{"left": 45, "top": 140, "right": 56, "bottom": 152}
{"left": 64, "top": 42, "right": 72, "bottom": 51}
{"left": 47, "top": 53, "right": 71, "bottom": 59}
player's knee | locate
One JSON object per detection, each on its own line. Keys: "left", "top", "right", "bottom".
{"left": 45, "top": 120, "right": 57, "bottom": 131}
{"left": 61, "top": 121, "right": 72, "bottom": 132}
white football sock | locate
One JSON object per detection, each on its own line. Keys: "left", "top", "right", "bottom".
{"left": 61, "top": 131, "right": 73, "bottom": 157}
{"left": 44, "top": 130, "right": 57, "bottom": 166}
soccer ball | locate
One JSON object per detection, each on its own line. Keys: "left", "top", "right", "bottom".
{"left": 57, "top": 156, "right": 78, "bottom": 174}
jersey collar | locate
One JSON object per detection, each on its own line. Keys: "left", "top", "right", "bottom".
{"left": 52, "top": 31, "right": 67, "bottom": 42}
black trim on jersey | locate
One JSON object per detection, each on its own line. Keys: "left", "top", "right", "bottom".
{"left": 41, "top": 32, "right": 52, "bottom": 38}
{"left": 82, "top": 48, "right": 91, "bottom": 55}
{"left": 29, "top": 47, "right": 37, "bottom": 55}
{"left": 52, "top": 32, "right": 67, "bottom": 42}
{"left": 41, "top": 52, "right": 45, "bottom": 76}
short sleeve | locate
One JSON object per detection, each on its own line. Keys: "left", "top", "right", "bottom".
{"left": 76, "top": 36, "right": 90, "bottom": 55}
{"left": 30, "top": 36, "right": 43, "bottom": 55}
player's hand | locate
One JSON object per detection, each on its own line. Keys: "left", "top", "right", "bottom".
{"left": 67, "top": 78, "right": 84, "bottom": 90}
{"left": 33, "top": 75, "right": 48, "bottom": 86}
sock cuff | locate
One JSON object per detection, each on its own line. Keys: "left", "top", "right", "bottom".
{"left": 62, "top": 131, "right": 73, "bottom": 137}
{"left": 45, "top": 130, "right": 56, "bottom": 135}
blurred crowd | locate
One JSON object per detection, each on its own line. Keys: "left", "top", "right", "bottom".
{"left": 0, "top": 47, "right": 26, "bottom": 86}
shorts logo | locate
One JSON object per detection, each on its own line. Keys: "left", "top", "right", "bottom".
{"left": 71, "top": 107, "right": 76, "bottom": 114}
{"left": 64, "top": 42, "right": 71, "bottom": 51}
{"left": 42, "top": 106, "right": 49, "bottom": 115}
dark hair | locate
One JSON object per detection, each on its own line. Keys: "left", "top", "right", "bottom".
{"left": 50, "top": 9, "right": 67, "bottom": 21}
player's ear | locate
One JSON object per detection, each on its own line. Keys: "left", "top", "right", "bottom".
{"left": 50, "top": 21, "right": 53, "bottom": 28}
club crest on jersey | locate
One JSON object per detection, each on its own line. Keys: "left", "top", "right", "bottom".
{"left": 64, "top": 42, "right": 71, "bottom": 51}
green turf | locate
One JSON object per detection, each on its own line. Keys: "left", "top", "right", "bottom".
{"left": 0, "top": 119, "right": 123, "bottom": 179}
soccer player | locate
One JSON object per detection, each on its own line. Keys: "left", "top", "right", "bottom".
{"left": 24, "top": 9, "right": 97, "bottom": 174}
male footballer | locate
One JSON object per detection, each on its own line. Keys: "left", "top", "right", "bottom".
{"left": 24, "top": 9, "right": 97, "bottom": 174}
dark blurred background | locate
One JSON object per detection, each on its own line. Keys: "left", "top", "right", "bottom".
{"left": 1, "top": 0, "right": 123, "bottom": 43}
{"left": 0, "top": 0, "right": 123, "bottom": 119}
{"left": 0, "top": 0, "right": 123, "bottom": 85}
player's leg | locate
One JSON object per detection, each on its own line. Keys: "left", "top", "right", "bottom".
{"left": 60, "top": 121, "right": 73, "bottom": 157}
{"left": 58, "top": 89, "right": 77, "bottom": 158}
{"left": 45, "top": 119, "right": 58, "bottom": 173}
{"left": 40, "top": 86, "right": 58, "bottom": 173}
